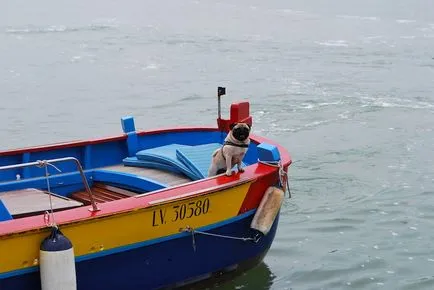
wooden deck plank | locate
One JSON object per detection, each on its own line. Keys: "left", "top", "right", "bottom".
{"left": 100, "top": 164, "right": 192, "bottom": 186}
{"left": 94, "top": 182, "right": 137, "bottom": 197}
{"left": 70, "top": 182, "right": 137, "bottom": 205}
{"left": 0, "top": 188, "right": 83, "bottom": 216}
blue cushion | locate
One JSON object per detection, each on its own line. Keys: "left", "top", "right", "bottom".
{"left": 176, "top": 143, "right": 247, "bottom": 178}
{"left": 123, "top": 157, "right": 181, "bottom": 174}
{"left": 136, "top": 144, "right": 191, "bottom": 172}
{"left": 123, "top": 157, "right": 200, "bottom": 180}
{"left": 124, "top": 142, "right": 250, "bottom": 181}
{"left": 176, "top": 143, "right": 222, "bottom": 178}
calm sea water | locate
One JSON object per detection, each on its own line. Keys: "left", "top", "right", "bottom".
{"left": 1, "top": 0, "right": 434, "bottom": 289}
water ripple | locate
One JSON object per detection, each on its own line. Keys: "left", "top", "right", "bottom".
{"left": 4, "top": 24, "right": 117, "bottom": 34}
{"left": 402, "top": 276, "right": 434, "bottom": 290}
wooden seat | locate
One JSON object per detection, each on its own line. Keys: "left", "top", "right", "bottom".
{"left": 70, "top": 182, "right": 136, "bottom": 205}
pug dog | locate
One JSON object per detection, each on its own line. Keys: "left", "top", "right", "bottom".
{"left": 208, "top": 122, "right": 251, "bottom": 177}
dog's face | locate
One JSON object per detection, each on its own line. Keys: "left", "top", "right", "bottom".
{"left": 229, "top": 123, "right": 251, "bottom": 142}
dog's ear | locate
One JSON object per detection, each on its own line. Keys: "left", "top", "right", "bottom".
{"left": 229, "top": 123, "right": 237, "bottom": 130}
{"left": 247, "top": 124, "right": 252, "bottom": 130}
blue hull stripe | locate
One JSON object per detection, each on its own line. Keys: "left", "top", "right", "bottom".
{"left": 0, "top": 209, "right": 256, "bottom": 279}
{"left": 1, "top": 209, "right": 279, "bottom": 290}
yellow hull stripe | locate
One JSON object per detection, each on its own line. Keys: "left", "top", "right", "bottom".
{"left": 0, "top": 182, "right": 251, "bottom": 274}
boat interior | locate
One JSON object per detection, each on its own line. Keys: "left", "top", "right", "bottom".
{"left": 0, "top": 102, "right": 263, "bottom": 222}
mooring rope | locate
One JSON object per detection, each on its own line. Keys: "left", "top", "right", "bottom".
{"left": 37, "top": 160, "right": 62, "bottom": 227}
{"left": 258, "top": 159, "right": 291, "bottom": 198}
{"left": 179, "top": 226, "right": 258, "bottom": 251}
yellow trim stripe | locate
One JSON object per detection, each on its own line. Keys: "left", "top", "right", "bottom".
{"left": 0, "top": 182, "right": 251, "bottom": 274}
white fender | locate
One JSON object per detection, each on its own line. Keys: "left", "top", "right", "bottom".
{"left": 40, "top": 227, "right": 77, "bottom": 290}
{"left": 250, "top": 186, "right": 284, "bottom": 236}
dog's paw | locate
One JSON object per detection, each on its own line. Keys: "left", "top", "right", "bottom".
{"left": 238, "top": 167, "right": 245, "bottom": 173}
{"left": 225, "top": 170, "right": 232, "bottom": 176}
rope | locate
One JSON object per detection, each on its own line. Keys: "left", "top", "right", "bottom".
{"left": 258, "top": 159, "right": 291, "bottom": 198}
{"left": 43, "top": 211, "right": 52, "bottom": 227}
{"left": 192, "top": 230, "right": 255, "bottom": 241}
{"left": 37, "top": 160, "right": 62, "bottom": 228}
{"left": 36, "top": 160, "right": 62, "bottom": 174}
{"left": 180, "top": 226, "right": 258, "bottom": 251}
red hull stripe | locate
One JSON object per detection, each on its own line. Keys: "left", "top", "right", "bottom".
{"left": 0, "top": 128, "right": 292, "bottom": 236}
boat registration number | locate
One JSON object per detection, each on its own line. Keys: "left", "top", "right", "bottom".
{"left": 151, "top": 197, "right": 210, "bottom": 227}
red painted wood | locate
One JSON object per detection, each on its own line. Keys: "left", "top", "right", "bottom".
{"left": 0, "top": 130, "right": 292, "bottom": 235}
{"left": 238, "top": 171, "right": 279, "bottom": 214}
{"left": 217, "top": 101, "right": 253, "bottom": 132}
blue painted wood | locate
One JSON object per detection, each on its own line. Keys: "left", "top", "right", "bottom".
{"left": 0, "top": 167, "right": 167, "bottom": 197}
{"left": 243, "top": 143, "right": 256, "bottom": 166}
{"left": 90, "top": 140, "right": 128, "bottom": 168}
{"left": 0, "top": 131, "right": 261, "bottom": 184}
{"left": 257, "top": 143, "right": 281, "bottom": 162}
{"left": 92, "top": 170, "right": 167, "bottom": 192}
{"left": 0, "top": 200, "right": 12, "bottom": 222}
{"left": 137, "top": 131, "right": 224, "bottom": 151}
{"left": 21, "top": 153, "right": 31, "bottom": 179}
{"left": 84, "top": 145, "right": 92, "bottom": 169}
{"left": 0, "top": 172, "right": 93, "bottom": 196}
{"left": 28, "top": 148, "right": 83, "bottom": 178}
{"left": 0, "top": 155, "right": 22, "bottom": 182}
{"left": 121, "top": 116, "right": 136, "bottom": 133}
{"left": 126, "top": 132, "right": 138, "bottom": 157}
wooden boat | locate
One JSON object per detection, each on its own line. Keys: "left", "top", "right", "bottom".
{"left": 0, "top": 88, "right": 292, "bottom": 290}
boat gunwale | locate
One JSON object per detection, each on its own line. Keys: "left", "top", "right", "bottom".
{"left": 0, "top": 164, "right": 273, "bottom": 236}
{"left": 0, "top": 127, "right": 292, "bottom": 236}
{"left": 0, "top": 127, "right": 218, "bottom": 156}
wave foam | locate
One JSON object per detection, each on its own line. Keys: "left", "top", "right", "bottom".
{"left": 142, "top": 64, "right": 159, "bottom": 70}
{"left": 337, "top": 15, "right": 379, "bottom": 21}
{"left": 315, "top": 40, "right": 349, "bottom": 47}
{"left": 360, "top": 96, "right": 434, "bottom": 110}
{"left": 5, "top": 23, "right": 116, "bottom": 35}
{"left": 396, "top": 19, "right": 416, "bottom": 24}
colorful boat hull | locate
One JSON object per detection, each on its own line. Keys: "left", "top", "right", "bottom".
{"left": 0, "top": 100, "right": 292, "bottom": 289}
{"left": 2, "top": 209, "right": 280, "bottom": 290}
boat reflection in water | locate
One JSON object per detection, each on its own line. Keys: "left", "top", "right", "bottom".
{"left": 178, "top": 262, "right": 275, "bottom": 290}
